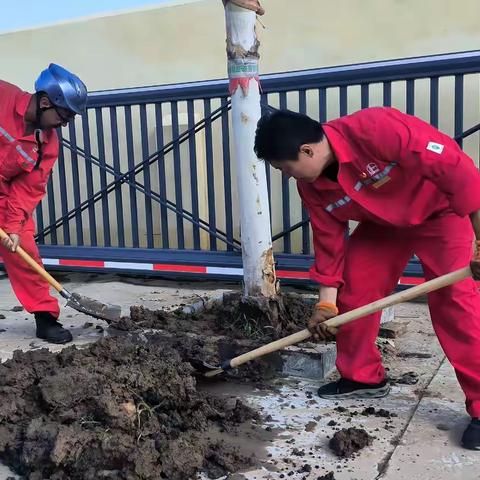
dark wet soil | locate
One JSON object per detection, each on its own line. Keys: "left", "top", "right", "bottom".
{"left": 111, "top": 292, "right": 311, "bottom": 341}
{"left": 0, "top": 337, "right": 262, "bottom": 480}
{"left": 397, "top": 352, "right": 432, "bottom": 359}
{"left": 107, "top": 292, "right": 314, "bottom": 386}
{"left": 317, "top": 473, "right": 336, "bottom": 480}
{"left": 390, "top": 371, "right": 419, "bottom": 385}
{"left": 329, "top": 428, "right": 373, "bottom": 457}
{"left": 361, "top": 407, "right": 397, "bottom": 418}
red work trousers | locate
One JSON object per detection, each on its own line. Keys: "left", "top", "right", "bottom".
{"left": 336, "top": 213, "right": 480, "bottom": 418}
{"left": 0, "top": 216, "right": 59, "bottom": 317}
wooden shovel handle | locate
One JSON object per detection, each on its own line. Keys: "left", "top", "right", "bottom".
{"left": 0, "top": 227, "right": 64, "bottom": 293}
{"left": 229, "top": 266, "right": 472, "bottom": 369}
{"left": 326, "top": 265, "right": 471, "bottom": 328}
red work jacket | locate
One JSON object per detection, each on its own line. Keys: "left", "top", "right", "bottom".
{"left": 298, "top": 107, "right": 480, "bottom": 288}
{"left": 0, "top": 80, "right": 59, "bottom": 234}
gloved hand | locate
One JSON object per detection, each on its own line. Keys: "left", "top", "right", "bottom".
{"left": 471, "top": 240, "right": 480, "bottom": 280}
{"left": 308, "top": 302, "right": 339, "bottom": 342}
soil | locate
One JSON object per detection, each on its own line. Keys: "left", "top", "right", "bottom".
{"left": 361, "top": 407, "right": 397, "bottom": 419}
{"left": 397, "top": 352, "right": 432, "bottom": 359}
{"left": 106, "top": 292, "right": 314, "bottom": 385}
{"left": 0, "top": 337, "right": 262, "bottom": 480}
{"left": 390, "top": 371, "right": 419, "bottom": 385}
{"left": 317, "top": 473, "right": 336, "bottom": 480}
{"left": 111, "top": 292, "right": 312, "bottom": 341}
{"left": 329, "top": 428, "right": 373, "bottom": 457}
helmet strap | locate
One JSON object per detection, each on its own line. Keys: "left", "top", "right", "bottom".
{"left": 34, "top": 129, "right": 43, "bottom": 169}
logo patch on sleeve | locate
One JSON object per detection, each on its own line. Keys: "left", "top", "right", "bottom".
{"left": 426, "top": 142, "right": 444, "bottom": 154}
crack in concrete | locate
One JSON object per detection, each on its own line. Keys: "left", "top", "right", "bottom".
{"left": 375, "top": 355, "right": 447, "bottom": 479}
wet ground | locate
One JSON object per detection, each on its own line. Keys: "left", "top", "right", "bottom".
{"left": 0, "top": 274, "right": 478, "bottom": 479}
{"left": 0, "top": 275, "right": 315, "bottom": 479}
{"left": 0, "top": 337, "right": 263, "bottom": 479}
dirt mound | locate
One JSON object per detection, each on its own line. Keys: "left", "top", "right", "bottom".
{"left": 106, "top": 293, "right": 313, "bottom": 385}
{"left": 0, "top": 337, "right": 259, "bottom": 479}
{"left": 317, "top": 473, "right": 336, "bottom": 480}
{"left": 111, "top": 292, "right": 312, "bottom": 341}
{"left": 390, "top": 371, "right": 419, "bottom": 385}
{"left": 329, "top": 428, "right": 373, "bottom": 457}
{"left": 361, "top": 407, "right": 397, "bottom": 418}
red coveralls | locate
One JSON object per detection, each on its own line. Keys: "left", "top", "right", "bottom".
{"left": 0, "top": 80, "right": 60, "bottom": 317}
{"left": 298, "top": 107, "right": 480, "bottom": 418}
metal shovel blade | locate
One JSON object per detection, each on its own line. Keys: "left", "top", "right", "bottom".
{"left": 66, "top": 292, "right": 121, "bottom": 323}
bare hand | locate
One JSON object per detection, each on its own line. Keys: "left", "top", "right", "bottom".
{"left": 308, "top": 307, "right": 338, "bottom": 342}
{"left": 1, "top": 233, "right": 20, "bottom": 252}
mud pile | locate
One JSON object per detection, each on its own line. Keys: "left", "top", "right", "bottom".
{"left": 317, "top": 473, "right": 336, "bottom": 480}
{"left": 111, "top": 292, "right": 312, "bottom": 341}
{"left": 0, "top": 337, "right": 259, "bottom": 479}
{"left": 329, "top": 428, "right": 373, "bottom": 457}
{"left": 105, "top": 292, "right": 314, "bottom": 385}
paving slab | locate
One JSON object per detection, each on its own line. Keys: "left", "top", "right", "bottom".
{"left": 200, "top": 303, "right": 473, "bottom": 480}
{"left": 381, "top": 359, "right": 479, "bottom": 480}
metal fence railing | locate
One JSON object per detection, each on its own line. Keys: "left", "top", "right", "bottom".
{"left": 31, "top": 50, "right": 480, "bottom": 279}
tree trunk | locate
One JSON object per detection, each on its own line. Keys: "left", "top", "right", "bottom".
{"left": 223, "top": 1, "right": 278, "bottom": 300}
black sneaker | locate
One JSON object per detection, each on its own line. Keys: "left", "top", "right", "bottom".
{"left": 317, "top": 378, "right": 390, "bottom": 399}
{"left": 462, "top": 418, "right": 480, "bottom": 450}
{"left": 34, "top": 312, "right": 73, "bottom": 345}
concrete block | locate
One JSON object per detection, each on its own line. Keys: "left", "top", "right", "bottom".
{"left": 280, "top": 343, "right": 336, "bottom": 379}
{"left": 182, "top": 291, "right": 397, "bottom": 381}
{"left": 379, "top": 320, "right": 409, "bottom": 339}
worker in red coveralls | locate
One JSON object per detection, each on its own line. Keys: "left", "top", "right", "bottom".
{"left": 0, "top": 64, "right": 87, "bottom": 344}
{"left": 254, "top": 107, "right": 480, "bottom": 450}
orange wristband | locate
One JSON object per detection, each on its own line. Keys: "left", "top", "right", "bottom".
{"left": 315, "top": 301, "right": 339, "bottom": 315}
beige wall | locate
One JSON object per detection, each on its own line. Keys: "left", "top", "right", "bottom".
{"left": 1, "top": 0, "right": 480, "bottom": 91}
{"left": 1, "top": 0, "right": 480, "bottom": 250}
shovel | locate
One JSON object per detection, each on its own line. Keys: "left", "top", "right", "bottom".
{"left": 204, "top": 265, "right": 472, "bottom": 377}
{"left": 0, "top": 227, "right": 121, "bottom": 323}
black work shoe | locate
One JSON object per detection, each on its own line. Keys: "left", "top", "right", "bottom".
{"left": 462, "top": 418, "right": 480, "bottom": 450}
{"left": 34, "top": 312, "right": 73, "bottom": 345}
{"left": 317, "top": 378, "right": 390, "bottom": 399}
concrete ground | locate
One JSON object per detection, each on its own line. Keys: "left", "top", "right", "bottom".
{"left": 0, "top": 273, "right": 478, "bottom": 479}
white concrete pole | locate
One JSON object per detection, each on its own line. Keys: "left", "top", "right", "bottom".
{"left": 223, "top": 0, "right": 277, "bottom": 297}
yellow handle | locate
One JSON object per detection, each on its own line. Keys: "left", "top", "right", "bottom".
{"left": 0, "top": 227, "right": 64, "bottom": 293}
{"left": 229, "top": 265, "right": 472, "bottom": 369}
{"left": 326, "top": 265, "right": 471, "bottom": 329}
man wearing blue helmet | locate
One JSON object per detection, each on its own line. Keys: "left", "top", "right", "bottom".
{"left": 0, "top": 64, "right": 87, "bottom": 344}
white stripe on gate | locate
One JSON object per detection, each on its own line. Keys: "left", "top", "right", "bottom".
{"left": 42, "top": 258, "right": 60, "bottom": 265}
{"left": 104, "top": 261, "right": 154, "bottom": 270}
{"left": 206, "top": 266, "right": 244, "bottom": 276}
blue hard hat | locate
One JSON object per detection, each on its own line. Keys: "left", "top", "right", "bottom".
{"left": 35, "top": 63, "right": 88, "bottom": 115}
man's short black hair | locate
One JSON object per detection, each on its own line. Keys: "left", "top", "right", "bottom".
{"left": 254, "top": 110, "right": 324, "bottom": 162}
